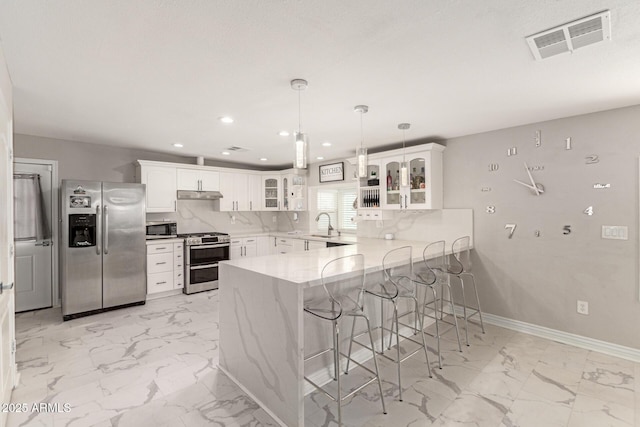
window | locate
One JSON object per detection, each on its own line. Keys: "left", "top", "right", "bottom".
{"left": 316, "top": 187, "right": 357, "bottom": 233}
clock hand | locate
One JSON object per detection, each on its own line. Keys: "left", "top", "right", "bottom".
{"left": 513, "top": 179, "right": 545, "bottom": 193}
{"left": 524, "top": 162, "right": 540, "bottom": 196}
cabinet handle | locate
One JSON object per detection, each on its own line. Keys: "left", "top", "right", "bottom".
{"left": 156, "top": 262, "right": 167, "bottom": 265}
{"left": 405, "top": 195, "right": 408, "bottom": 209}
{"left": 174, "top": 200, "right": 177, "bottom": 211}
{"left": 250, "top": 201, "right": 252, "bottom": 211}
{"left": 157, "top": 281, "right": 167, "bottom": 285}
{"left": 156, "top": 247, "right": 167, "bottom": 250}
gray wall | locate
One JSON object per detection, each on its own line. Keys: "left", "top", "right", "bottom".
{"left": 444, "top": 104, "right": 640, "bottom": 349}
{"left": 13, "top": 134, "right": 260, "bottom": 183}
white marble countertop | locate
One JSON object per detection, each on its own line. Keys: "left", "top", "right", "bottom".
{"left": 145, "top": 238, "right": 184, "bottom": 245}
{"left": 229, "top": 231, "right": 358, "bottom": 244}
{"left": 221, "top": 237, "right": 458, "bottom": 287}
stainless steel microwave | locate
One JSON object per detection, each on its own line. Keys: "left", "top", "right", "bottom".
{"left": 145, "top": 221, "right": 177, "bottom": 239}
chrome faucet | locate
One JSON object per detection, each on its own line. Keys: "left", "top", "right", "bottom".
{"left": 315, "top": 212, "right": 334, "bottom": 236}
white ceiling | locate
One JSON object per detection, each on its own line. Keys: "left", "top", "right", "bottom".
{"left": 0, "top": 0, "right": 639, "bottom": 168}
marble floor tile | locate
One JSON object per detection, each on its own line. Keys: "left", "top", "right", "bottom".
{"left": 567, "top": 393, "right": 634, "bottom": 427}
{"left": 501, "top": 390, "right": 573, "bottom": 427}
{"left": 8, "top": 291, "right": 640, "bottom": 427}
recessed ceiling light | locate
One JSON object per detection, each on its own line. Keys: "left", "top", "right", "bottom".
{"left": 221, "top": 151, "right": 230, "bottom": 156}
{"left": 322, "top": 142, "right": 331, "bottom": 147}
{"left": 260, "top": 158, "right": 267, "bottom": 161}
{"left": 219, "top": 116, "right": 234, "bottom": 124}
{"left": 279, "top": 131, "right": 290, "bottom": 137}
{"left": 172, "top": 143, "right": 183, "bottom": 148}
{"left": 316, "top": 156, "right": 324, "bottom": 160}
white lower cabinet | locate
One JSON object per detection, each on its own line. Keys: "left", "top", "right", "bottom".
{"left": 293, "top": 239, "right": 326, "bottom": 251}
{"left": 230, "top": 237, "right": 258, "bottom": 259}
{"left": 147, "top": 240, "right": 184, "bottom": 295}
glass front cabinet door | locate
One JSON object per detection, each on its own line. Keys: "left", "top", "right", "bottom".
{"left": 374, "top": 143, "right": 443, "bottom": 210}
{"left": 382, "top": 159, "right": 402, "bottom": 209}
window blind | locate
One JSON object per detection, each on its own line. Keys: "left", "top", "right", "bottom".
{"left": 316, "top": 187, "right": 357, "bottom": 233}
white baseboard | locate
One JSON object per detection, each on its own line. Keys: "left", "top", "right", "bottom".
{"left": 461, "top": 310, "right": 640, "bottom": 363}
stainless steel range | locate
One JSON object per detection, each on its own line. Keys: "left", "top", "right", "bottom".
{"left": 180, "top": 232, "right": 230, "bottom": 294}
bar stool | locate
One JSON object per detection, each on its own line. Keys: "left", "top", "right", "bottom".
{"left": 350, "top": 246, "right": 431, "bottom": 401}
{"left": 446, "top": 236, "right": 485, "bottom": 345}
{"left": 303, "top": 254, "right": 386, "bottom": 426}
{"left": 414, "top": 240, "right": 462, "bottom": 369}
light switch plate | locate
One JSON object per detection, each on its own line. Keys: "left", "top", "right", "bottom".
{"left": 601, "top": 225, "right": 628, "bottom": 240}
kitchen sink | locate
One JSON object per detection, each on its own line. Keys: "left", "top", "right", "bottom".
{"left": 309, "top": 234, "right": 334, "bottom": 238}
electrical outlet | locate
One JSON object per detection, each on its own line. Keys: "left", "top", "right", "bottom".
{"left": 230, "top": 215, "right": 236, "bottom": 224}
{"left": 577, "top": 300, "right": 589, "bottom": 315}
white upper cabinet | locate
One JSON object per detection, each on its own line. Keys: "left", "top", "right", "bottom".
{"left": 219, "top": 171, "right": 261, "bottom": 212}
{"left": 262, "top": 175, "right": 281, "bottom": 211}
{"left": 137, "top": 163, "right": 177, "bottom": 212}
{"left": 137, "top": 160, "right": 309, "bottom": 213}
{"left": 177, "top": 168, "right": 219, "bottom": 191}
{"left": 247, "top": 174, "right": 262, "bottom": 212}
{"left": 359, "top": 143, "right": 444, "bottom": 211}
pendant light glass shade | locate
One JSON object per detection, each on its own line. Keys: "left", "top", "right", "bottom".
{"left": 398, "top": 123, "right": 410, "bottom": 188}
{"left": 357, "top": 147, "right": 368, "bottom": 178}
{"left": 354, "top": 105, "right": 369, "bottom": 178}
{"left": 294, "top": 131, "right": 308, "bottom": 169}
{"left": 291, "top": 78, "right": 309, "bottom": 169}
{"left": 400, "top": 161, "right": 409, "bottom": 187}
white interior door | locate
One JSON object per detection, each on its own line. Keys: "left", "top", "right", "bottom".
{"left": 0, "top": 93, "right": 17, "bottom": 422}
{"left": 13, "top": 161, "right": 54, "bottom": 312}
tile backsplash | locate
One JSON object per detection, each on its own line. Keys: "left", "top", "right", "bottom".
{"left": 146, "top": 200, "right": 311, "bottom": 235}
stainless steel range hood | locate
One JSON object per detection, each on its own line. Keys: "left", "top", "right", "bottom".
{"left": 177, "top": 190, "right": 223, "bottom": 200}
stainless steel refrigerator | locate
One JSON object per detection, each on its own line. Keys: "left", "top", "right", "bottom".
{"left": 61, "top": 180, "right": 146, "bottom": 320}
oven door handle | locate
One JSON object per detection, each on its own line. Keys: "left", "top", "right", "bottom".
{"left": 189, "top": 244, "right": 230, "bottom": 250}
{"left": 190, "top": 263, "right": 219, "bottom": 270}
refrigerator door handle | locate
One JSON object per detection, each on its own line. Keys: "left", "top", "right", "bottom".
{"left": 96, "top": 204, "right": 101, "bottom": 255}
{"left": 103, "top": 204, "right": 109, "bottom": 254}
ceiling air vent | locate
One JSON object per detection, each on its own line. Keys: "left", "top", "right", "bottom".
{"left": 224, "top": 146, "right": 249, "bottom": 152}
{"left": 526, "top": 10, "right": 611, "bottom": 60}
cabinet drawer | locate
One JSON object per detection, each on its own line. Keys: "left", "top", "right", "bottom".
{"left": 174, "top": 270, "right": 184, "bottom": 289}
{"left": 174, "top": 250, "right": 183, "bottom": 266}
{"left": 147, "top": 271, "right": 173, "bottom": 294}
{"left": 147, "top": 244, "right": 173, "bottom": 254}
{"left": 147, "top": 252, "right": 174, "bottom": 274}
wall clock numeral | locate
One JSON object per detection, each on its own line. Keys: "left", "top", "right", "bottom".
{"left": 507, "top": 147, "right": 518, "bottom": 156}
{"left": 563, "top": 225, "right": 572, "bottom": 235}
{"left": 584, "top": 206, "right": 594, "bottom": 216}
{"left": 535, "top": 130, "right": 541, "bottom": 147}
{"left": 565, "top": 137, "right": 572, "bottom": 150}
{"left": 505, "top": 224, "right": 516, "bottom": 239}
{"left": 488, "top": 163, "right": 499, "bottom": 172}
{"left": 486, "top": 206, "right": 495, "bottom": 214}
{"left": 585, "top": 155, "right": 599, "bottom": 164}
{"left": 535, "top": 230, "right": 541, "bottom": 237}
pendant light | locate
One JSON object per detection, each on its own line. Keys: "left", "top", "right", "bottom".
{"left": 398, "top": 123, "right": 410, "bottom": 187}
{"left": 354, "top": 105, "right": 369, "bottom": 178}
{"left": 291, "top": 79, "right": 309, "bottom": 169}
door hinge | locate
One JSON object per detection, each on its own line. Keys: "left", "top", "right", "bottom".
{"left": 9, "top": 148, "right": 13, "bottom": 160}
{"left": 11, "top": 339, "right": 16, "bottom": 354}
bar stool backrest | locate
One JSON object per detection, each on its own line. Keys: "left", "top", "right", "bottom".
{"left": 420, "top": 240, "right": 446, "bottom": 285}
{"left": 451, "top": 236, "right": 471, "bottom": 274}
{"left": 321, "top": 254, "right": 366, "bottom": 311}
{"left": 382, "top": 246, "right": 414, "bottom": 294}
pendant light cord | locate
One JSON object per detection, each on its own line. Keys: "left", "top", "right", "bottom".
{"left": 298, "top": 89, "right": 302, "bottom": 133}
{"left": 360, "top": 112, "right": 364, "bottom": 149}
{"left": 402, "top": 128, "right": 406, "bottom": 161}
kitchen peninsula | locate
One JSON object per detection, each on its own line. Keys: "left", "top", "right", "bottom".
{"left": 218, "top": 235, "right": 472, "bottom": 426}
